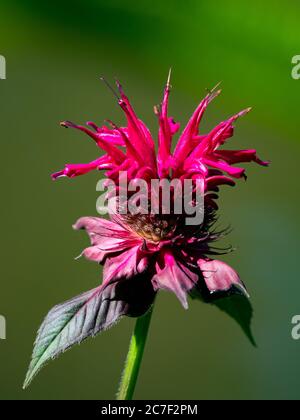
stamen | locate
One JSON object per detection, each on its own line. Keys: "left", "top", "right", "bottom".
{"left": 206, "top": 81, "right": 222, "bottom": 95}
{"left": 60, "top": 120, "right": 76, "bottom": 129}
{"left": 100, "top": 76, "right": 120, "bottom": 100}
{"left": 115, "top": 79, "right": 124, "bottom": 97}
{"left": 105, "top": 119, "right": 119, "bottom": 130}
{"left": 154, "top": 105, "right": 161, "bottom": 116}
{"left": 166, "top": 67, "right": 172, "bottom": 89}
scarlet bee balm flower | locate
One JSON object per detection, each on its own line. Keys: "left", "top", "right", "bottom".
{"left": 24, "top": 73, "right": 268, "bottom": 390}
{"left": 53, "top": 74, "right": 267, "bottom": 308}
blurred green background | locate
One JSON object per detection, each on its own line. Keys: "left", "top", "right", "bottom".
{"left": 0, "top": 0, "right": 299, "bottom": 400}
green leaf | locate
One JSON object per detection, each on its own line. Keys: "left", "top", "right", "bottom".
{"left": 23, "top": 285, "right": 118, "bottom": 389}
{"left": 190, "top": 285, "right": 256, "bottom": 347}
{"left": 213, "top": 294, "right": 256, "bottom": 347}
{"left": 24, "top": 273, "right": 155, "bottom": 389}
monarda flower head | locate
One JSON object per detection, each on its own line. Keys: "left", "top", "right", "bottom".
{"left": 24, "top": 72, "right": 268, "bottom": 389}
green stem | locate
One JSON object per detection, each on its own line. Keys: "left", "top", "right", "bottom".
{"left": 116, "top": 304, "right": 154, "bottom": 400}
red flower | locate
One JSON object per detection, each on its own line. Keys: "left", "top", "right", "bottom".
{"left": 53, "top": 73, "right": 268, "bottom": 308}
{"left": 24, "top": 73, "right": 267, "bottom": 389}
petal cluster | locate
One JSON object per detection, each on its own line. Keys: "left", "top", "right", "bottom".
{"left": 53, "top": 74, "right": 268, "bottom": 309}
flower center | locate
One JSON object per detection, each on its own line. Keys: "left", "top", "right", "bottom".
{"left": 123, "top": 214, "right": 179, "bottom": 243}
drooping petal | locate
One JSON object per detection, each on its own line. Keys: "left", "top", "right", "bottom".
{"left": 74, "top": 216, "right": 147, "bottom": 273}
{"left": 198, "top": 259, "right": 248, "bottom": 297}
{"left": 151, "top": 250, "right": 199, "bottom": 309}
{"left": 73, "top": 216, "right": 132, "bottom": 239}
{"left": 78, "top": 237, "right": 140, "bottom": 264}
{"left": 103, "top": 244, "right": 150, "bottom": 285}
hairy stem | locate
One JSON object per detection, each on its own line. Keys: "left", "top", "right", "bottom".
{"left": 116, "top": 304, "right": 154, "bottom": 400}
